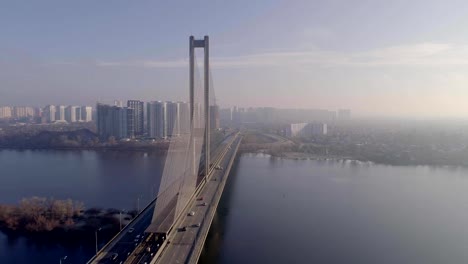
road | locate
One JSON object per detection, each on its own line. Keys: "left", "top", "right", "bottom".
{"left": 88, "top": 132, "right": 240, "bottom": 264}
{"left": 91, "top": 202, "right": 155, "bottom": 264}
{"left": 153, "top": 135, "right": 241, "bottom": 264}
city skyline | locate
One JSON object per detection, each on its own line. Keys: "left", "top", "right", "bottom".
{"left": 2, "top": 1, "right": 468, "bottom": 118}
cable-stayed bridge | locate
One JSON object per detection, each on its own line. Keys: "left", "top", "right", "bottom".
{"left": 87, "top": 36, "right": 243, "bottom": 264}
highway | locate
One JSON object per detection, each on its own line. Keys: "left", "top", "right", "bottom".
{"left": 129, "top": 133, "right": 240, "bottom": 264}
{"left": 89, "top": 200, "right": 156, "bottom": 264}
{"left": 88, "top": 132, "right": 240, "bottom": 264}
{"left": 152, "top": 135, "right": 242, "bottom": 264}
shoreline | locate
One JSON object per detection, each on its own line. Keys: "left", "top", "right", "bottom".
{"left": 0, "top": 145, "right": 168, "bottom": 152}
{"left": 241, "top": 150, "right": 468, "bottom": 168}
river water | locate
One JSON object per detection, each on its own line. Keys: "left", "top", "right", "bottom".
{"left": 1, "top": 150, "right": 468, "bottom": 263}
{"left": 201, "top": 154, "right": 468, "bottom": 264}
{"left": 0, "top": 149, "right": 164, "bottom": 264}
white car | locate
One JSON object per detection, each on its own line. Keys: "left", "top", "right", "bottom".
{"left": 128, "top": 228, "right": 135, "bottom": 233}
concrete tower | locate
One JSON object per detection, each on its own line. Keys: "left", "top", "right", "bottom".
{"left": 190, "top": 35, "right": 210, "bottom": 176}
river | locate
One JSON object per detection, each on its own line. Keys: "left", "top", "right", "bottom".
{"left": 1, "top": 150, "right": 468, "bottom": 263}
{"left": 0, "top": 149, "right": 164, "bottom": 264}
{"left": 200, "top": 153, "right": 468, "bottom": 264}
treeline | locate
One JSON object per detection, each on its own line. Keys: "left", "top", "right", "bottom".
{"left": 0, "top": 197, "right": 84, "bottom": 232}
{"left": 0, "top": 129, "right": 169, "bottom": 151}
{"left": 0, "top": 129, "right": 99, "bottom": 148}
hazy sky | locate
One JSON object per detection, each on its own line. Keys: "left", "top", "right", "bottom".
{"left": 2, "top": 0, "right": 468, "bottom": 118}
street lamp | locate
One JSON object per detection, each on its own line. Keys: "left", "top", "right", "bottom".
{"left": 95, "top": 227, "right": 102, "bottom": 254}
{"left": 59, "top": 256, "right": 67, "bottom": 264}
{"left": 119, "top": 209, "right": 126, "bottom": 230}
{"left": 137, "top": 195, "right": 143, "bottom": 213}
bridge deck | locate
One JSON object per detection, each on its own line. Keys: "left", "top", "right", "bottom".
{"left": 152, "top": 135, "right": 242, "bottom": 264}
{"left": 87, "top": 133, "right": 241, "bottom": 264}
{"left": 145, "top": 195, "right": 177, "bottom": 234}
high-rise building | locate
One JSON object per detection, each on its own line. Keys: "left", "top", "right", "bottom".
{"left": 34, "top": 107, "right": 42, "bottom": 119}
{"left": 74, "top": 107, "right": 82, "bottom": 121}
{"left": 13, "top": 106, "right": 35, "bottom": 118}
{"left": 166, "top": 101, "right": 179, "bottom": 137}
{"left": 126, "top": 108, "right": 135, "bottom": 138}
{"left": 127, "top": 100, "right": 144, "bottom": 136}
{"left": 210, "top": 105, "right": 220, "bottom": 129}
{"left": 114, "top": 100, "right": 123, "bottom": 107}
{"left": 81, "top": 106, "right": 93, "bottom": 122}
{"left": 65, "top": 106, "right": 79, "bottom": 123}
{"left": 311, "top": 123, "right": 327, "bottom": 135}
{"left": 43, "top": 105, "right": 56, "bottom": 123}
{"left": 0, "top": 106, "right": 12, "bottom": 119}
{"left": 192, "top": 102, "right": 203, "bottom": 129}
{"left": 220, "top": 108, "right": 232, "bottom": 121}
{"left": 178, "top": 102, "right": 190, "bottom": 135}
{"left": 285, "top": 122, "right": 328, "bottom": 137}
{"left": 55, "top": 105, "right": 65, "bottom": 121}
{"left": 337, "top": 109, "right": 351, "bottom": 121}
{"left": 97, "top": 104, "right": 134, "bottom": 140}
{"left": 147, "top": 101, "right": 167, "bottom": 138}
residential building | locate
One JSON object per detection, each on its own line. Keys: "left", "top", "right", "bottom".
{"left": 13, "top": 106, "right": 35, "bottom": 118}
{"left": 127, "top": 100, "right": 144, "bottom": 136}
{"left": 285, "top": 123, "right": 328, "bottom": 137}
{"left": 43, "top": 105, "right": 56, "bottom": 123}
{"left": 210, "top": 105, "right": 220, "bottom": 129}
{"left": 65, "top": 106, "right": 79, "bottom": 123}
{"left": 147, "top": 101, "right": 167, "bottom": 138}
{"left": 55, "top": 105, "right": 65, "bottom": 121}
{"left": 178, "top": 102, "right": 190, "bottom": 134}
{"left": 166, "top": 101, "right": 179, "bottom": 137}
{"left": 338, "top": 109, "right": 351, "bottom": 121}
{"left": 97, "top": 104, "right": 134, "bottom": 140}
{"left": 81, "top": 106, "right": 93, "bottom": 122}
{"left": 0, "top": 106, "right": 12, "bottom": 119}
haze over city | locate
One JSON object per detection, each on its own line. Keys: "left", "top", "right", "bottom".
{"left": 2, "top": 0, "right": 468, "bottom": 118}
{"left": 3, "top": 1, "right": 468, "bottom": 264}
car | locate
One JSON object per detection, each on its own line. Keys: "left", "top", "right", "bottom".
{"left": 188, "top": 211, "right": 195, "bottom": 216}
{"left": 197, "top": 197, "right": 203, "bottom": 201}
{"left": 202, "top": 202, "right": 208, "bottom": 206}
{"left": 136, "top": 235, "right": 141, "bottom": 239}
{"left": 192, "top": 223, "right": 201, "bottom": 227}
{"left": 128, "top": 228, "right": 135, "bottom": 233}
{"left": 180, "top": 226, "right": 187, "bottom": 231}
{"left": 110, "top": 253, "right": 118, "bottom": 260}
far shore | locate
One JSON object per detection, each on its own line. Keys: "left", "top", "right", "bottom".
{"left": 240, "top": 149, "right": 468, "bottom": 168}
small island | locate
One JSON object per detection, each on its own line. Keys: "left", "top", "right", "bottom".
{"left": 0, "top": 197, "right": 137, "bottom": 243}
